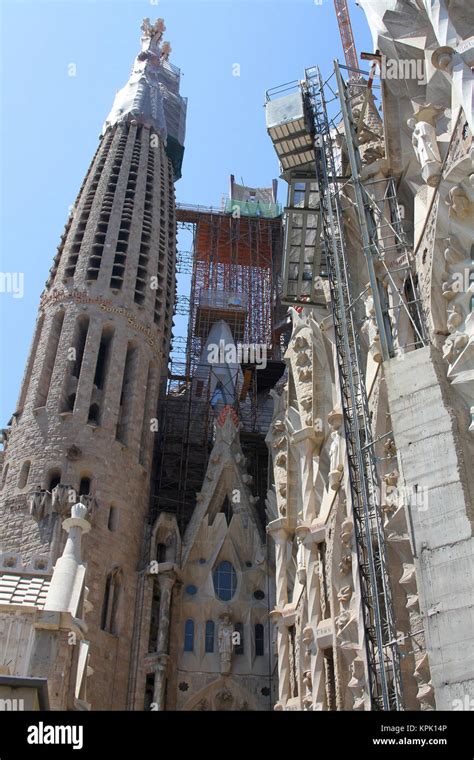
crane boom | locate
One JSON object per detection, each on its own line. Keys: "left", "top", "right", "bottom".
{"left": 333, "top": 0, "right": 359, "bottom": 71}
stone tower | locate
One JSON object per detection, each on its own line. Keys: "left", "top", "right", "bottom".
{"left": 0, "top": 18, "right": 186, "bottom": 709}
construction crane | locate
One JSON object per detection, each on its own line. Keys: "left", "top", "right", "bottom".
{"left": 333, "top": 0, "right": 359, "bottom": 71}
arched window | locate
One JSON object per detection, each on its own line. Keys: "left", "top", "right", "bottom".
{"left": 156, "top": 543, "right": 167, "bottom": 563}
{"left": 18, "top": 461, "right": 31, "bottom": 489}
{"left": 88, "top": 404, "right": 100, "bottom": 425}
{"left": 205, "top": 620, "right": 215, "bottom": 653}
{"left": 47, "top": 469, "right": 61, "bottom": 491}
{"left": 255, "top": 624, "right": 264, "bottom": 657}
{"left": 79, "top": 477, "right": 91, "bottom": 496}
{"left": 101, "top": 567, "right": 122, "bottom": 634}
{"left": 212, "top": 560, "right": 237, "bottom": 601}
{"left": 184, "top": 619, "right": 194, "bottom": 652}
{"left": 234, "top": 622, "right": 244, "bottom": 655}
{"left": 107, "top": 505, "right": 118, "bottom": 531}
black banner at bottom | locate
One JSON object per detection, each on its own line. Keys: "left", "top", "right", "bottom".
{"left": 0, "top": 710, "right": 472, "bottom": 757}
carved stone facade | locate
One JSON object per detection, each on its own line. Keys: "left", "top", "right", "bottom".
{"left": 133, "top": 408, "right": 275, "bottom": 711}
{"left": 266, "top": 0, "right": 473, "bottom": 711}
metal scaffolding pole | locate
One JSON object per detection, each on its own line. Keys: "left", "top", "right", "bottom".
{"left": 306, "top": 64, "right": 404, "bottom": 710}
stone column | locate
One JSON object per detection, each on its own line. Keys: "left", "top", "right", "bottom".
{"left": 267, "top": 520, "right": 290, "bottom": 707}
{"left": 44, "top": 502, "right": 91, "bottom": 614}
{"left": 294, "top": 431, "right": 318, "bottom": 523}
{"left": 152, "top": 570, "right": 176, "bottom": 709}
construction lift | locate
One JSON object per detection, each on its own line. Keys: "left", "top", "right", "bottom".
{"left": 265, "top": 1, "right": 427, "bottom": 711}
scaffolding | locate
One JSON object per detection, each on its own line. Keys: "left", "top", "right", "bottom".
{"left": 265, "top": 58, "right": 428, "bottom": 710}
{"left": 150, "top": 199, "right": 285, "bottom": 532}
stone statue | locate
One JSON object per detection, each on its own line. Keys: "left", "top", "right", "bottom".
{"left": 28, "top": 489, "right": 50, "bottom": 520}
{"left": 161, "top": 42, "right": 171, "bottom": 61}
{"left": 446, "top": 185, "right": 472, "bottom": 220}
{"left": 407, "top": 118, "right": 442, "bottom": 186}
{"left": 141, "top": 17, "right": 165, "bottom": 41}
{"left": 362, "top": 286, "right": 382, "bottom": 363}
{"left": 329, "top": 430, "right": 343, "bottom": 490}
{"left": 218, "top": 614, "right": 233, "bottom": 674}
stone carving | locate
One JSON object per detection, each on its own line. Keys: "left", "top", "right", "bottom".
{"left": 446, "top": 303, "right": 463, "bottom": 333}
{"left": 66, "top": 445, "right": 82, "bottom": 461}
{"left": 296, "top": 528, "right": 307, "bottom": 585}
{"left": 407, "top": 118, "right": 442, "bottom": 186}
{"left": 217, "top": 614, "right": 233, "bottom": 674}
{"left": 140, "top": 17, "right": 165, "bottom": 42}
{"left": 362, "top": 286, "right": 382, "bottom": 363}
{"left": 382, "top": 471, "right": 400, "bottom": 523}
{"left": 446, "top": 184, "right": 473, "bottom": 220}
{"left": 335, "top": 585, "right": 352, "bottom": 628}
{"left": 27, "top": 489, "right": 51, "bottom": 520}
{"left": 339, "top": 553, "right": 352, "bottom": 575}
{"left": 444, "top": 236, "right": 466, "bottom": 266}
{"left": 348, "top": 658, "right": 367, "bottom": 711}
{"left": 414, "top": 652, "right": 436, "bottom": 711}
{"left": 328, "top": 431, "right": 344, "bottom": 491}
{"left": 328, "top": 410, "right": 344, "bottom": 491}
{"left": 384, "top": 438, "right": 397, "bottom": 458}
{"left": 214, "top": 687, "right": 234, "bottom": 711}
{"left": 340, "top": 518, "right": 353, "bottom": 547}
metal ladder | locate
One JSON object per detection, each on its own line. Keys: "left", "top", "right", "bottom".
{"left": 305, "top": 65, "right": 404, "bottom": 710}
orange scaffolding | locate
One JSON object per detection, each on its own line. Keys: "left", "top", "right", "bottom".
{"left": 149, "top": 203, "right": 284, "bottom": 532}
{"left": 177, "top": 204, "right": 284, "bottom": 375}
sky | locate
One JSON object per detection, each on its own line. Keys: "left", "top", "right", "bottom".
{"left": 0, "top": 0, "right": 373, "bottom": 424}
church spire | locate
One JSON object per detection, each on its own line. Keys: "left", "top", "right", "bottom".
{"left": 102, "top": 18, "right": 181, "bottom": 146}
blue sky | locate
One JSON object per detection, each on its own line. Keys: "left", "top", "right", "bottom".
{"left": 0, "top": 0, "right": 373, "bottom": 423}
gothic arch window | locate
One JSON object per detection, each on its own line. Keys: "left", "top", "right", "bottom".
{"left": 47, "top": 469, "right": 61, "bottom": 491}
{"left": 116, "top": 342, "right": 139, "bottom": 446}
{"left": 184, "top": 619, "right": 194, "bottom": 652}
{"left": 213, "top": 561, "right": 237, "bottom": 602}
{"left": 79, "top": 476, "right": 91, "bottom": 496}
{"left": 255, "top": 624, "right": 264, "bottom": 656}
{"left": 101, "top": 567, "right": 122, "bottom": 634}
{"left": 18, "top": 461, "right": 31, "bottom": 489}
{"left": 88, "top": 403, "right": 100, "bottom": 425}
{"left": 205, "top": 621, "right": 215, "bottom": 653}
{"left": 35, "top": 309, "right": 65, "bottom": 408}
{"left": 156, "top": 543, "right": 167, "bottom": 563}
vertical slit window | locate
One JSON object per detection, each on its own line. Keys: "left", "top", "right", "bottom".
{"left": 101, "top": 567, "right": 122, "bottom": 634}
{"left": 60, "top": 315, "right": 90, "bottom": 412}
{"left": 139, "top": 362, "right": 157, "bottom": 466}
{"left": 18, "top": 461, "right": 31, "bottom": 489}
{"left": 205, "top": 621, "right": 215, "bottom": 653}
{"left": 108, "top": 505, "right": 118, "bottom": 532}
{"left": 116, "top": 343, "right": 138, "bottom": 445}
{"left": 93, "top": 326, "right": 114, "bottom": 391}
{"left": 184, "top": 619, "right": 194, "bottom": 652}
{"left": 255, "top": 624, "right": 264, "bottom": 656}
{"left": 17, "top": 314, "right": 44, "bottom": 413}
{"left": 1, "top": 464, "right": 9, "bottom": 490}
{"left": 35, "top": 310, "right": 65, "bottom": 408}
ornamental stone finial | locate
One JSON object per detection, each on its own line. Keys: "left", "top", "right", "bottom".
{"left": 141, "top": 18, "right": 166, "bottom": 41}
